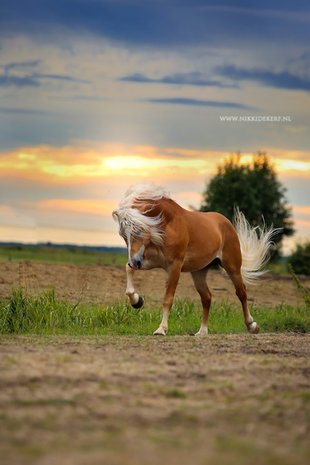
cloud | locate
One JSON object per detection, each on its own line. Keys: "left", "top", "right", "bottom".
{"left": 0, "top": 72, "right": 89, "bottom": 88}
{"left": 35, "top": 73, "right": 90, "bottom": 83}
{"left": 0, "top": 107, "right": 56, "bottom": 116}
{"left": 0, "top": 59, "right": 40, "bottom": 87}
{"left": 0, "top": 0, "right": 309, "bottom": 50}
{"left": 3, "top": 59, "right": 41, "bottom": 73}
{"left": 120, "top": 72, "right": 237, "bottom": 88}
{"left": 0, "top": 143, "right": 213, "bottom": 183}
{"left": 0, "top": 75, "right": 39, "bottom": 87}
{"left": 146, "top": 97, "right": 254, "bottom": 110}
{"left": 0, "top": 59, "right": 90, "bottom": 87}
{"left": 2, "top": 144, "right": 309, "bottom": 186}
{"left": 215, "top": 65, "right": 310, "bottom": 92}
{"left": 37, "top": 199, "right": 115, "bottom": 217}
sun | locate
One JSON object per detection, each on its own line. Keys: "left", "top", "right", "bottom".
{"left": 104, "top": 156, "right": 148, "bottom": 171}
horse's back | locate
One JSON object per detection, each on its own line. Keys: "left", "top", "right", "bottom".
{"left": 186, "top": 210, "right": 235, "bottom": 237}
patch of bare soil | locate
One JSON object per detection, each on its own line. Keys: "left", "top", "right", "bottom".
{"left": 0, "top": 334, "right": 309, "bottom": 465}
{"left": 0, "top": 261, "right": 309, "bottom": 307}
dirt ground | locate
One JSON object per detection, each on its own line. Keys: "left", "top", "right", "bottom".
{"left": 0, "top": 261, "right": 309, "bottom": 307}
{"left": 0, "top": 263, "right": 309, "bottom": 464}
{"left": 0, "top": 334, "right": 309, "bottom": 465}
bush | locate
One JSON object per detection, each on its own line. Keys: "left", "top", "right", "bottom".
{"left": 289, "top": 265, "right": 310, "bottom": 308}
{"left": 288, "top": 242, "right": 310, "bottom": 276}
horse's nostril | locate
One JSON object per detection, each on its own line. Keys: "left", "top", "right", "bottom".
{"left": 136, "top": 260, "right": 142, "bottom": 269}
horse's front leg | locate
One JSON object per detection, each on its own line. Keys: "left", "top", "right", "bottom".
{"left": 125, "top": 264, "right": 144, "bottom": 308}
{"left": 153, "top": 261, "right": 182, "bottom": 336}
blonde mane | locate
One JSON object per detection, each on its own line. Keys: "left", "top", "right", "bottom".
{"left": 112, "top": 183, "right": 170, "bottom": 245}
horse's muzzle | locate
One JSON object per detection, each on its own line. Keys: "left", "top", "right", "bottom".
{"left": 128, "top": 258, "right": 142, "bottom": 270}
{"left": 129, "top": 260, "right": 142, "bottom": 270}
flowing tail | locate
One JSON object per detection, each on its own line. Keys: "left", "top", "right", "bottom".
{"left": 234, "top": 208, "right": 279, "bottom": 285}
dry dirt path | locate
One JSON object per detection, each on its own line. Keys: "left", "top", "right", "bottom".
{"left": 0, "top": 261, "right": 308, "bottom": 307}
{"left": 0, "top": 334, "right": 309, "bottom": 465}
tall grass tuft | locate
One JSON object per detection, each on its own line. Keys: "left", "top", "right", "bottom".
{"left": 288, "top": 264, "right": 310, "bottom": 308}
{"left": 0, "top": 288, "right": 309, "bottom": 335}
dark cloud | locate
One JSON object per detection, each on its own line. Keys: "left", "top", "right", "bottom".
{"left": 215, "top": 65, "right": 310, "bottom": 92}
{"left": 146, "top": 97, "right": 253, "bottom": 110}
{"left": 0, "top": 75, "right": 40, "bottom": 87}
{"left": 0, "top": 1, "right": 309, "bottom": 49}
{"left": 0, "top": 60, "right": 40, "bottom": 86}
{"left": 3, "top": 59, "right": 41, "bottom": 73}
{"left": 0, "top": 73, "right": 88, "bottom": 87}
{"left": 120, "top": 72, "right": 237, "bottom": 88}
{"left": 34, "top": 73, "right": 90, "bottom": 84}
{"left": 0, "top": 60, "right": 90, "bottom": 87}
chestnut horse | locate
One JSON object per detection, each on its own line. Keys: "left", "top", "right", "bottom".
{"left": 113, "top": 183, "right": 276, "bottom": 336}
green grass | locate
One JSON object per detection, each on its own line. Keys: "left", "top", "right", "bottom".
{"left": 0, "top": 244, "right": 127, "bottom": 265}
{"left": 0, "top": 288, "right": 309, "bottom": 336}
{"left": 268, "top": 260, "right": 289, "bottom": 275}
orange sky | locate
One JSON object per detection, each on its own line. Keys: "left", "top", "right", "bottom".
{"left": 1, "top": 143, "right": 309, "bottom": 253}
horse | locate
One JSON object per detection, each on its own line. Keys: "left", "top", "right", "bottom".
{"left": 112, "top": 183, "right": 276, "bottom": 336}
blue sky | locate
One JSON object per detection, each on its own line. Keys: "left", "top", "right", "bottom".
{"left": 0, "top": 0, "right": 309, "bottom": 251}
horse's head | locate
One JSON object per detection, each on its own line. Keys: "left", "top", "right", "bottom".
{"left": 113, "top": 205, "right": 164, "bottom": 270}
{"left": 126, "top": 228, "right": 151, "bottom": 270}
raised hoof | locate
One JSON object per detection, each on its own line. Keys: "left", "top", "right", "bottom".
{"left": 153, "top": 327, "right": 166, "bottom": 336}
{"left": 248, "top": 321, "right": 260, "bottom": 334}
{"left": 131, "top": 296, "right": 144, "bottom": 309}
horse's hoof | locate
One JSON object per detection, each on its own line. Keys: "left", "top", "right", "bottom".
{"left": 153, "top": 327, "right": 166, "bottom": 336}
{"left": 194, "top": 325, "right": 208, "bottom": 337}
{"left": 248, "top": 321, "right": 259, "bottom": 334}
{"left": 131, "top": 296, "right": 144, "bottom": 309}
{"left": 195, "top": 330, "right": 208, "bottom": 337}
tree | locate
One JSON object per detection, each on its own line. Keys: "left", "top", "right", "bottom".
{"left": 200, "top": 152, "right": 294, "bottom": 253}
{"left": 288, "top": 242, "right": 310, "bottom": 276}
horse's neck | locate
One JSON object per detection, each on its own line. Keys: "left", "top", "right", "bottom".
{"left": 160, "top": 198, "right": 184, "bottom": 218}
{"left": 136, "top": 198, "right": 183, "bottom": 220}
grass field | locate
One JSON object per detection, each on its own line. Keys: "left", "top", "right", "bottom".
{"left": 0, "top": 287, "right": 309, "bottom": 336}
{"left": 0, "top": 244, "right": 308, "bottom": 336}
{"left": 0, "top": 244, "right": 127, "bottom": 266}
{"left": 0, "top": 244, "right": 289, "bottom": 273}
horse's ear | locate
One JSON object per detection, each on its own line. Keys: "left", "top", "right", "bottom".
{"left": 112, "top": 210, "right": 119, "bottom": 222}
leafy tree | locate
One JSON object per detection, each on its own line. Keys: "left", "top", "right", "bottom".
{"left": 200, "top": 152, "right": 294, "bottom": 253}
{"left": 288, "top": 242, "right": 310, "bottom": 276}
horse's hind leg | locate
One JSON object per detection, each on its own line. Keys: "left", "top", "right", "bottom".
{"left": 191, "top": 269, "right": 211, "bottom": 336}
{"left": 221, "top": 257, "right": 259, "bottom": 334}
{"left": 125, "top": 264, "right": 144, "bottom": 308}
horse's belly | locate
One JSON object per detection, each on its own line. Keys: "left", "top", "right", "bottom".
{"left": 181, "top": 250, "right": 219, "bottom": 272}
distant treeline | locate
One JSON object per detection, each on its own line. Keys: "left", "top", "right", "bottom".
{"left": 0, "top": 242, "right": 126, "bottom": 254}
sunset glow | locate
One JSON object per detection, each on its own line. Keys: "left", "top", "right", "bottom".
{"left": 1, "top": 145, "right": 309, "bottom": 181}
{"left": 1, "top": 142, "right": 309, "bottom": 253}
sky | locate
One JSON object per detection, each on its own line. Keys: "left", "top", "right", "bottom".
{"left": 0, "top": 0, "right": 309, "bottom": 253}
